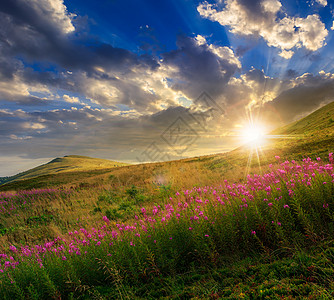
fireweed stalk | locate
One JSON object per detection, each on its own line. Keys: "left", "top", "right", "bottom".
{"left": 0, "top": 189, "right": 71, "bottom": 216}
{"left": 0, "top": 155, "right": 333, "bottom": 296}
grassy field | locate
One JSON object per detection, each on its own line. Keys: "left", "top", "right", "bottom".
{"left": 0, "top": 155, "right": 333, "bottom": 299}
{"left": 0, "top": 102, "right": 333, "bottom": 299}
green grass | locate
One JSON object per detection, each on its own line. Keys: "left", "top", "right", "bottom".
{"left": 2, "top": 155, "right": 129, "bottom": 185}
{"left": 272, "top": 101, "right": 334, "bottom": 136}
{"left": 3, "top": 102, "right": 334, "bottom": 194}
{"left": 0, "top": 158, "right": 333, "bottom": 299}
{"left": 0, "top": 102, "right": 333, "bottom": 299}
{"left": 54, "top": 247, "right": 333, "bottom": 299}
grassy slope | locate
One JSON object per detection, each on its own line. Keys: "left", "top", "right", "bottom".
{"left": 272, "top": 101, "right": 334, "bottom": 136}
{"left": 1, "top": 147, "right": 334, "bottom": 299}
{"left": 0, "top": 103, "right": 333, "bottom": 299}
{"left": 0, "top": 101, "right": 333, "bottom": 193}
{"left": 1, "top": 155, "right": 128, "bottom": 186}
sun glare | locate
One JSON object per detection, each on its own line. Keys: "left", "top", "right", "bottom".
{"left": 241, "top": 124, "right": 266, "bottom": 145}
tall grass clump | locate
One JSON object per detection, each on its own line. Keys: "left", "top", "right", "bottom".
{"left": 0, "top": 155, "right": 333, "bottom": 298}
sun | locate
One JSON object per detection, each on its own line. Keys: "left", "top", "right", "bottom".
{"left": 241, "top": 123, "right": 266, "bottom": 146}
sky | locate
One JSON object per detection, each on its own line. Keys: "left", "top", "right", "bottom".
{"left": 1, "top": 0, "right": 334, "bottom": 176}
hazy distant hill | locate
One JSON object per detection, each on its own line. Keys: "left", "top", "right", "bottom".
{"left": 1, "top": 101, "right": 333, "bottom": 191}
{"left": 1, "top": 155, "right": 129, "bottom": 185}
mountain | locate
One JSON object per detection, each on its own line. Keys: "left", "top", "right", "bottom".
{"left": 184, "top": 100, "right": 334, "bottom": 176}
{"left": 272, "top": 101, "right": 334, "bottom": 136}
{"left": 211, "top": 101, "right": 334, "bottom": 172}
{"left": 265, "top": 101, "right": 334, "bottom": 159}
{"left": 1, "top": 155, "right": 129, "bottom": 185}
{"left": 0, "top": 101, "right": 333, "bottom": 192}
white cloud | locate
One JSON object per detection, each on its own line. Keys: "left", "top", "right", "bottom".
{"left": 279, "top": 50, "right": 294, "bottom": 59}
{"left": 195, "top": 35, "right": 242, "bottom": 68}
{"left": 63, "top": 95, "right": 80, "bottom": 103}
{"left": 0, "top": 73, "right": 53, "bottom": 104}
{"left": 315, "top": 0, "right": 327, "bottom": 7}
{"left": 25, "top": 0, "right": 75, "bottom": 34}
{"left": 197, "top": 0, "right": 328, "bottom": 58}
{"left": 10, "top": 134, "right": 32, "bottom": 140}
{"left": 331, "top": 21, "right": 334, "bottom": 31}
{"left": 261, "top": 0, "right": 282, "bottom": 13}
{"left": 22, "top": 122, "right": 46, "bottom": 130}
{"left": 294, "top": 15, "right": 328, "bottom": 51}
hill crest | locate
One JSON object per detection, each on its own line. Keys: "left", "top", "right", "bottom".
{"left": 1, "top": 155, "right": 129, "bottom": 185}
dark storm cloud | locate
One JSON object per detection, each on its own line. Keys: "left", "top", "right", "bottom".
{"left": 1, "top": 0, "right": 334, "bottom": 176}
{"left": 0, "top": 0, "right": 158, "bottom": 81}
{"left": 138, "top": 106, "right": 209, "bottom": 135}
{"left": 0, "top": 0, "right": 161, "bottom": 110}
{"left": 284, "top": 69, "right": 299, "bottom": 79}
{"left": 237, "top": 0, "right": 268, "bottom": 21}
{"left": 0, "top": 104, "right": 214, "bottom": 162}
{"left": 262, "top": 73, "right": 334, "bottom": 123}
{"left": 162, "top": 35, "right": 240, "bottom": 100}
{"left": 0, "top": 0, "right": 73, "bottom": 37}
{"left": 0, "top": 107, "right": 136, "bottom": 158}
{"left": 0, "top": 56, "right": 22, "bottom": 81}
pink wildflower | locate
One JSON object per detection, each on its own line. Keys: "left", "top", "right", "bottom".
{"left": 9, "top": 246, "right": 17, "bottom": 252}
{"left": 102, "top": 216, "right": 110, "bottom": 224}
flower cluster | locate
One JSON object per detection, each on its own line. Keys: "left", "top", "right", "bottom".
{"left": 0, "top": 155, "right": 333, "bottom": 275}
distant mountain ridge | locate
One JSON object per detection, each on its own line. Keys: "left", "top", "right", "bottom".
{"left": 1, "top": 155, "right": 129, "bottom": 185}
{"left": 1, "top": 101, "right": 333, "bottom": 191}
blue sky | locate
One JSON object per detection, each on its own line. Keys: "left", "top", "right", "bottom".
{"left": 0, "top": 0, "right": 334, "bottom": 176}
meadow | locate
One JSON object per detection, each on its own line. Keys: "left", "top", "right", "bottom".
{"left": 0, "top": 154, "right": 333, "bottom": 299}
{"left": 0, "top": 103, "right": 334, "bottom": 299}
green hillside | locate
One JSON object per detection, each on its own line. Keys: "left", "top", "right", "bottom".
{"left": 0, "top": 104, "right": 333, "bottom": 299}
{"left": 1, "top": 155, "right": 128, "bottom": 185}
{"left": 262, "top": 101, "right": 334, "bottom": 159}
{"left": 0, "top": 103, "right": 333, "bottom": 299}
{"left": 1, "top": 101, "right": 333, "bottom": 192}
{"left": 272, "top": 101, "right": 334, "bottom": 136}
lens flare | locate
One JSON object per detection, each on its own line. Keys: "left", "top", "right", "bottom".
{"left": 241, "top": 124, "right": 266, "bottom": 145}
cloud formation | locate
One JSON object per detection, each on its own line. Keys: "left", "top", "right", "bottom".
{"left": 315, "top": 0, "right": 327, "bottom": 7}
{"left": 162, "top": 35, "right": 241, "bottom": 100}
{"left": 261, "top": 71, "right": 334, "bottom": 123}
{"left": 198, "top": 0, "right": 328, "bottom": 58}
{"left": 0, "top": 0, "right": 333, "bottom": 175}
{"left": 0, "top": 0, "right": 75, "bottom": 36}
